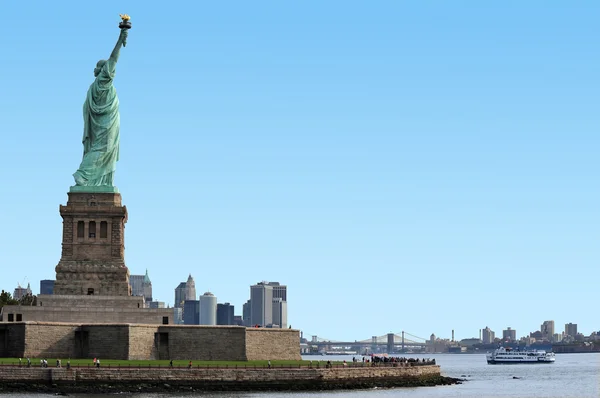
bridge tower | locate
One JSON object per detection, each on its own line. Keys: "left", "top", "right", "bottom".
{"left": 402, "top": 331, "right": 405, "bottom": 352}
{"left": 387, "top": 333, "right": 394, "bottom": 353}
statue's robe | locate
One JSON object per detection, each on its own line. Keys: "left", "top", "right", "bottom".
{"left": 73, "top": 59, "right": 120, "bottom": 186}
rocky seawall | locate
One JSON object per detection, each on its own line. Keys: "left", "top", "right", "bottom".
{"left": 0, "top": 365, "right": 461, "bottom": 393}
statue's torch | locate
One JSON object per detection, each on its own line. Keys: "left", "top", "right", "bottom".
{"left": 119, "top": 14, "right": 131, "bottom": 47}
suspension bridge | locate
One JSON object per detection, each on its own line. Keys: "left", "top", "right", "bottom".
{"left": 304, "top": 331, "right": 429, "bottom": 353}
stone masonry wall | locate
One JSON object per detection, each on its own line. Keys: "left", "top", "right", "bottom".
{"left": 160, "top": 326, "right": 247, "bottom": 361}
{"left": 23, "top": 323, "right": 79, "bottom": 358}
{"left": 0, "top": 323, "right": 300, "bottom": 361}
{"left": 0, "top": 365, "right": 441, "bottom": 387}
{"left": 85, "top": 325, "right": 130, "bottom": 360}
{"left": 0, "top": 324, "right": 25, "bottom": 357}
{"left": 246, "top": 328, "right": 301, "bottom": 360}
{"left": 128, "top": 325, "right": 159, "bottom": 360}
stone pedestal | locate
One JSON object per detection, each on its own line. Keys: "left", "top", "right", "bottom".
{"left": 53, "top": 192, "right": 131, "bottom": 296}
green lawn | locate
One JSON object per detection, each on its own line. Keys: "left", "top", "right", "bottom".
{"left": 0, "top": 358, "right": 343, "bottom": 368}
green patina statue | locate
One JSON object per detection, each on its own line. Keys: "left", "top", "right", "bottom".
{"left": 72, "top": 17, "right": 131, "bottom": 192}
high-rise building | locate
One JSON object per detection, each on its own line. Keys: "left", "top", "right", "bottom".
{"left": 186, "top": 274, "right": 196, "bottom": 302}
{"left": 148, "top": 301, "right": 165, "bottom": 309}
{"left": 40, "top": 280, "right": 55, "bottom": 295}
{"left": 199, "top": 292, "right": 217, "bottom": 325}
{"left": 217, "top": 302, "right": 235, "bottom": 325}
{"left": 482, "top": 326, "right": 495, "bottom": 344}
{"left": 174, "top": 274, "right": 196, "bottom": 309}
{"left": 13, "top": 283, "right": 32, "bottom": 300}
{"left": 183, "top": 300, "right": 200, "bottom": 325}
{"left": 174, "top": 282, "right": 187, "bottom": 308}
{"left": 541, "top": 320, "right": 555, "bottom": 340}
{"left": 249, "top": 281, "right": 288, "bottom": 328}
{"left": 242, "top": 299, "right": 251, "bottom": 326}
{"left": 272, "top": 298, "right": 287, "bottom": 328}
{"left": 250, "top": 282, "right": 274, "bottom": 327}
{"left": 502, "top": 327, "right": 516, "bottom": 341}
{"left": 129, "top": 270, "right": 153, "bottom": 304}
{"left": 130, "top": 275, "right": 144, "bottom": 296}
{"left": 565, "top": 323, "right": 578, "bottom": 337}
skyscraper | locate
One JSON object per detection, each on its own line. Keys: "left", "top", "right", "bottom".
{"left": 502, "top": 327, "right": 516, "bottom": 341}
{"left": 129, "top": 269, "right": 153, "bottom": 304}
{"left": 40, "top": 280, "right": 55, "bottom": 295}
{"left": 250, "top": 282, "right": 274, "bottom": 327}
{"left": 199, "top": 292, "right": 217, "bottom": 325}
{"left": 183, "top": 300, "right": 200, "bottom": 325}
{"left": 242, "top": 299, "right": 251, "bottom": 326}
{"left": 565, "top": 323, "right": 578, "bottom": 337}
{"left": 482, "top": 326, "right": 495, "bottom": 344}
{"left": 13, "top": 283, "right": 32, "bottom": 300}
{"left": 541, "top": 320, "right": 555, "bottom": 341}
{"left": 272, "top": 298, "right": 287, "bottom": 328}
{"left": 217, "top": 302, "right": 235, "bottom": 325}
{"left": 174, "top": 274, "right": 196, "bottom": 309}
{"left": 186, "top": 274, "right": 196, "bottom": 302}
{"left": 249, "top": 281, "right": 288, "bottom": 327}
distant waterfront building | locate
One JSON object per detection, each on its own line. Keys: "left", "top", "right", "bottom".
{"left": 199, "top": 292, "right": 217, "bottom": 325}
{"left": 565, "top": 323, "right": 577, "bottom": 337}
{"left": 502, "top": 327, "right": 516, "bottom": 341}
{"left": 250, "top": 281, "right": 287, "bottom": 328}
{"left": 553, "top": 333, "right": 563, "bottom": 343}
{"left": 272, "top": 298, "right": 288, "bottom": 328}
{"left": 129, "top": 269, "right": 153, "bottom": 304}
{"left": 242, "top": 299, "right": 251, "bottom": 326}
{"left": 39, "top": 280, "right": 55, "bottom": 295}
{"left": 174, "top": 274, "right": 196, "bottom": 309}
{"left": 482, "top": 326, "right": 495, "bottom": 344}
{"left": 183, "top": 300, "right": 200, "bottom": 325}
{"left": 541, "top": 320, "right": 555, "bottom": 341}
{"left": 217, "top": 303, "right": 234, "bottom": 325}
{"left": 13, "top": 283, "right": 32, "bottom": 300}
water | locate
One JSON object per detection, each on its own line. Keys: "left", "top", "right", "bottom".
{"left": 1, "top": 353, "right": 598, "bottom": 397}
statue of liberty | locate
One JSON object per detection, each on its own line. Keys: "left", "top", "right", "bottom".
{"left": 72, "top": 17, "right": 130, "bottom": 190}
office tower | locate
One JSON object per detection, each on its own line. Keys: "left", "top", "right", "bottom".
{"left": 242, "top": 299, "right": 251, "bottom": 326}
{"left": 40, "top": 280, "right": 55, "bottom": 295}
{"left": 183, "top": 300, "right": 200, "bottom": 325}
{"left": 482, "top": 326, "right": 495, "bottom": 344}
{"left": 272, "top": 297, "right": 288, "bottom": 328}
{"left": 502, "top": 327, "right": 516, "bottom": 341}
{"left": 217, "top": 302, "right": 235, "bottom": 325}
{"left": 174, "top": 274, "right": 196, "bottom": 308}
{"left": 250, "top": 282, "right": 274, "bottom": 327}
{"left": 565, "top": 323, "right": 578, "bottom": 337}
{"left": 129, "top": 270, "right": 153, "bottom": 304}
{"left": 13, "top": 283, "right": 32, "bottom": 300}
{"left": 249, "top": 281, "right": 287, "bottom": 328}
{"left": 199, "top": 292, "right": 217, "bottom": 325}
{"left": 541, "top": 320, "right": 555, "bottom": 340}
{"left": 186, "top": 274, "right": 196, "bottom": 302}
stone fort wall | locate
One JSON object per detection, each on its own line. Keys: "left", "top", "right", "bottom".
{"left": 0, "top": 323, "right": 300, "bottom": 361}
{"left": 0, "top": 364, "right": 442, "bottom": 391}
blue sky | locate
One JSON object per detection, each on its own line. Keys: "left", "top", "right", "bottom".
{"left": 1, "top": 1, "right": 598, "bottom": 341}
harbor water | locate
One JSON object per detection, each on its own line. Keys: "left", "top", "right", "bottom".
{"left": 1, "top": 353, "right": 598, "bottom": 397}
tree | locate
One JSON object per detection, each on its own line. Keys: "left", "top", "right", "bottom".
{"left": 0, "top": 290, "right": 18, "bottom": 308}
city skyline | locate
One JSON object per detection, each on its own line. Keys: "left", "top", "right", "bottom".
{"left": 1, "top": 1, "right": 598, "bottom": 341}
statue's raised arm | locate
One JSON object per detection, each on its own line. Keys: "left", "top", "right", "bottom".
{"left": 110, "top": 29, "right": 129, "bottom": 63}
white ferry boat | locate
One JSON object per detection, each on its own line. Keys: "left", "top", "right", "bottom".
{"left": 486, "top": 347, "right": 555, "bottom": 364}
